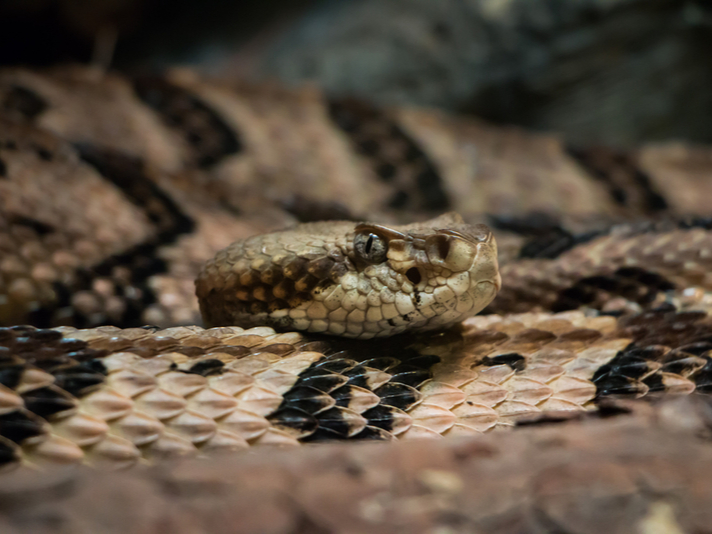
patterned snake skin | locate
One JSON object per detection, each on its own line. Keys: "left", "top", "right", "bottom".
{"left": 2, "top": 65, "right": 712, "bottom": 471}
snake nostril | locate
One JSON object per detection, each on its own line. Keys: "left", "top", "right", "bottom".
{"left": 406, "top": 267, "right": 421, "bottom": 285}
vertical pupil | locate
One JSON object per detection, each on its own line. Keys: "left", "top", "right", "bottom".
{"left": 365, "top": 234, "right": 374, "bottom": 254}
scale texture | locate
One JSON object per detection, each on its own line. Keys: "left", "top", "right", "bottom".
{"left": 1, "top": 65, "right": 712, "bottom": 475}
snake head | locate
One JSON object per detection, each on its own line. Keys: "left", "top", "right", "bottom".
{"left": 197, "top": 212, "right": 500, "bottom": 339}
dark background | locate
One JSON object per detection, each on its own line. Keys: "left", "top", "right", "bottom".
{"left": 2, "top": 0, "right": 712, "bottom": 146}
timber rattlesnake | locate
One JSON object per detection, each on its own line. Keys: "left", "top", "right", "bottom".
{"left": 1, "top": 65, "right": 712, "bottom": 469}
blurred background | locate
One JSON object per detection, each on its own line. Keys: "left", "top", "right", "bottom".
{"left": 2, "top": 0, "right": 712, "bottom": 147}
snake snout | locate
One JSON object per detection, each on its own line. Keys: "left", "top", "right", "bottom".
{"left": 493, "top": 271, "right": 502, "bottom": 292}
{"left": 426, "top": 234, "right": 475, "bottom": 271}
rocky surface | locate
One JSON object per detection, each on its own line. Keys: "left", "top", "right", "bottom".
{"left": 262, "top": 0, "right": 712, "bottom": 146}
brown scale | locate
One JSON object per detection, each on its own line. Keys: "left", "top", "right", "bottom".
{"left": 132, "top": 76, "right": 242, "bottom": 169}
{"left": 327, "top": 98, "right": 450, "bottom": 212}
{"left": 0, "top": 120, "right": 156, "bottom": 327}
{"left": 491, "top": 223, "right": 712, "bottom": 315}
{"left": 638, "top": 143, "right": 712, "bottom": 216}
{"left": 0, "top": 137, "right": 184, "bottom": 329}
{"left": 0, "top": 66, "right": 185, "bottom": 172}
{"left": 62, "top": 146, "right": 210, "bottom": 329}
{"left": 4, "top": 64, "right": 709, "bottom": 228}
{"left": 0, "top": 84, "right": 293, "bottom": 329}
{"left": 0, "top": 66, "right": 398, "bottom": 219}
{"left": 618, "top": 308, "right": 712, "bottom": 349}
{"left": 548, "top": 267, "right": 676, "bottom": 313}
{"left": 393, "top": 107, "right": 623, "bottom": 217}
{"left": 136, "top": 173, "right": 294, "bottom": 327}
{"left": 161, "top": 71, "right": 391, "bottom": 217}
{"left": 567, "top": 145, "right": 668, "bottom": 216}
{"left": 0, "top": 326, "right": 111, "bottom": 469}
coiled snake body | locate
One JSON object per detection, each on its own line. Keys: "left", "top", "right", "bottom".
{"left": 2, "top": 66, "right": 712, "bottom": 471}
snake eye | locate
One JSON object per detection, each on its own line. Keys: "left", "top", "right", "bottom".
{"left": 354, "top": 232, "right": 388, "bottom": 264}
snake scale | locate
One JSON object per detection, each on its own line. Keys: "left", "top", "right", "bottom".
{"left": 2, "top": 65, "right": 712, "bottom": 471}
